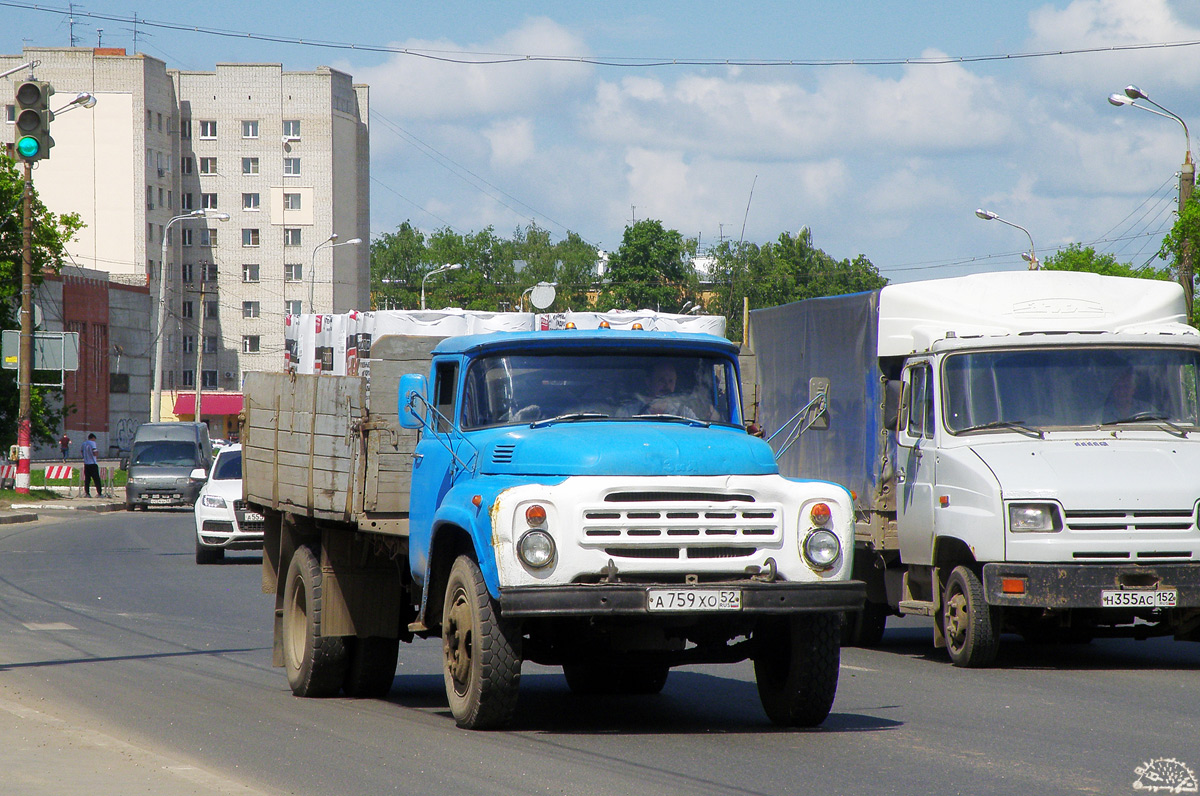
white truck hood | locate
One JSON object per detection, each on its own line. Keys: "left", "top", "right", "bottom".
{"left": 970, "top": 436, "right": 1200, "bottom": 511}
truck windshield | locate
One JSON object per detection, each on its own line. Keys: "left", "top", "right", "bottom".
{"left": 461, "top": 351, "right": 740, "bottom": 430}
{"left": 943, "top": 346, "right": 1200, "bottom": 433}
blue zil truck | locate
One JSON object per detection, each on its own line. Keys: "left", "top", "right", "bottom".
{"left": 243, "top": 324, "right": 863, "bottom": 729}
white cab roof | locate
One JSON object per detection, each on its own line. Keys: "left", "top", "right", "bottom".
{"left": 877, "top": 270, "right": 1195, "bottom": 356}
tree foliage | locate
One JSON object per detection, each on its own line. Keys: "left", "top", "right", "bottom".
{"left": 707, "top": 228, "right": 887, "bottom": 343}
{"left": 597, "top": 219, "right": 699, "bottom": 312}
{"left": 1042, "top": 243, "right": 1172, "bottom": 280}
{"left": 0, "top": 155, "right": 85, "bottom": 446}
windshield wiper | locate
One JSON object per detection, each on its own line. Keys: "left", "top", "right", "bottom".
{"left": 1102, "top": 412, "right": 1189, "bottom": 437}
{"left": 529, "top": 412, "right": 609, "bottom": 428}
{"left": 631, "top": 413, "right": 710, "bottom": 428}
{"left": 957, "top": 420, "right": 1043, "bottom": 439}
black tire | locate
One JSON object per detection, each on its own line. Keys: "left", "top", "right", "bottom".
{"left": 195, "top": 537, "right": 223, "bottom": 565}
{"left": 343, "top": 636, "right": 400, "bottom": 698}
{"left": 442, "top": 555, "right": 522, "bottom": 729}
{"left": 563, "top": 662, "right": 670, "bottom": 695}
{"left": 753, "top": 613, "right": 841, "bottom": 727}
{"left": 842, "top": 601, "right": 888, "bottom": 647}
{"left": 281, "top": 545, "right": 347, "bottom": 697}
{"left": 942, "top": 565, "right": 1000, "bottom": 667}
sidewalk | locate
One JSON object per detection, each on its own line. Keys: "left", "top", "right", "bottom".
{"left": 0, "top": 494, "right": 125, "bottom": 524}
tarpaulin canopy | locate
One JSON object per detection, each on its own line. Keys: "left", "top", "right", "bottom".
{"left": 172, "top": 392, "right": 244, "bottom": 416}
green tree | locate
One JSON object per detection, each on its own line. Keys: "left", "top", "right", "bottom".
{"left": 598, "top": 219, "right": 697, "bottom": 312}
{"left": 370, "top": 221, "right": 428, "bottom": 309}
{"left": 0, "top": 155, "right": 84, "bottom": 445}
{"left": 1043, "top": 242, "right": 1172, "bottom": 280}
{"left": 1158, "top": 192, "right": 1200, "bottom": 323}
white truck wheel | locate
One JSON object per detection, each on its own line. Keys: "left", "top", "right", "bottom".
{"left": 282, "top": 545, "right": 347, "bottom": 697}
{"left": 753, "top": 613, "right": 840, "bottom": 727}
{"left": 942, "top": 565, "right": 1000, "bottom": 667}
{"left": 442, "top": 555, "right": 522, "bottom": 729}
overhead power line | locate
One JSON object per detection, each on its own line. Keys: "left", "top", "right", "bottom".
{"left": 5, "top": 0, "right": 1200, "bottom": 68}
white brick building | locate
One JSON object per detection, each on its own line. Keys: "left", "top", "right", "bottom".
{"left": 4, "top": 47, "right": 369, "bottom": 433}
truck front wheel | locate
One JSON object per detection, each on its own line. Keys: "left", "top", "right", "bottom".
{"left": 753, "top": 612, "right": 840, "bottom": 727}
{"left": 442, "top": 555, "right": 522, "bottom": 729}
{"left": 281, "top": 545, "right": 347, "bottom": 697}
{"left": 941, "top": 565, "right": 1000, "bottom": 667}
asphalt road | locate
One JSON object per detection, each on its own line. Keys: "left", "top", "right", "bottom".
{"left": 1, "top": 509, "right": 1198, "bottom": 796}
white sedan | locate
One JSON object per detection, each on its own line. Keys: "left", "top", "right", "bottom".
{"left": 193, "top": 444, "right": 264, "bottom": 564}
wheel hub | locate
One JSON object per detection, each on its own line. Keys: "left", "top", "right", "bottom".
{"left": 443, "top": 594, "right": 473, "bottom": 686}
{"left": 945, "top": 591, "right": 968, "bottom": 649}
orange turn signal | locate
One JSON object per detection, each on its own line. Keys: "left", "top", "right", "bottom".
{"left": 632, "top": 322, "right": 643, "bottom": 330}
{"left": 525, "top": 504, "right": 547, "bottom": 526}
{"left": 1001, "top": 577, "right": 1026, "bottom": 595}
{"left": 809, "top": 502, "right": 832, "bottom": 526}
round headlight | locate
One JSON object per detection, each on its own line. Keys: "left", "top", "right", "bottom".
{"left": 518, "top": 529, "right": 556, "bottom": 569}
{"left": 802, "top": 529, "right": 841, "bottom": 570}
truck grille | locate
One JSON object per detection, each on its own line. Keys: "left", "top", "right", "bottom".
{"left": 580, "top": 493, "right": 783, "bottom": 561}
{"left": 1064, "top": 509, "right": 1195, "bottom": 532}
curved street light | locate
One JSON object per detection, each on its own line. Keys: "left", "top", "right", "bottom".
{"left": 975, "top": 209, "right": 1040, "bottom": 270}
{"left": 308, "top": 233, "right": 363, "bottom": 314}
{"left": 1109, "top": 84, "right": 1194, "bottom": 320}
{"left": 421, "top": 263, "right": 463, "bottom": 310}
{"left": 151, "top": 209, "right": 229, "bottom": 422}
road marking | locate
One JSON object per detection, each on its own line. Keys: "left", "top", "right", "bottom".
{"left": 22, "top": 622, "right": 78, "bottom": 631}
{"left": 841, "top": 664, "right": 876, "bottom": 672}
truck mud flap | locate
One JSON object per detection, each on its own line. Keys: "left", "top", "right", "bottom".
{"left": 499, "top": 581, "right": 865, "bottom": 618}
{"left": 983, "top": 563, "right": 1200, "bottom": 608}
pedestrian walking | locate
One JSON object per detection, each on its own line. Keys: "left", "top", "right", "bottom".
{"left": 58, "top": 432, "right": 70, "bottom": 462}
{"left": 82, "top": 433, "right": 103, "bottom": 498}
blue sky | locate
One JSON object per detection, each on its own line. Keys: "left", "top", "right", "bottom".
{"left": 6, "top": 0, "right": 1200, "bottom": 282}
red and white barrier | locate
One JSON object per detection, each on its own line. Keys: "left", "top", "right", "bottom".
{"left": 43, "top": 465, "right": 74, "bottom": 480}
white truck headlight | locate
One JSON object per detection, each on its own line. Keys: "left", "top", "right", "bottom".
{"left": 1008, "top": 503, "right": 1063, "bottom": 532}
{"left": 517, "top": 529, "right": 556, "bottom": 569}
{"left": 802, "top": 529, "right": 841, "bottom": 570}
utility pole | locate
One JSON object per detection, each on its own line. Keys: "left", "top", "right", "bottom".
{"left": 1180, "top": 159, "right": 1195, "bottom": 322}
{"left": 193, "top": 274, "right": 207, "bottom": 422}
{"left": 16, "top": 161, "right": 33, "bottom": 493}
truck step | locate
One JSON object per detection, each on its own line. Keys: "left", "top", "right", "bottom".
{"left": 897, "top": 599, "right": 937, "bottom": 616}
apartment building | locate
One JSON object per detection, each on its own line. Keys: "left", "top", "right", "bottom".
{"left": 4, "top": 47, "right": 369, "bottom": 433}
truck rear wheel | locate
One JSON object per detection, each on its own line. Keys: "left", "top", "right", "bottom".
{"left": 282, "top": 545, "right": 347, "bottom": 697}
{"left": 753, "top": 613, "right": 840, "bottom": 727}
{"left": 343, "top": 636, "right": 400, "bottom": 698}
{"left": 442, "top": 555, "right": 522, "bottom": 729}
{"left": 942, "top": 565, "right": 1000, "bottom": 667}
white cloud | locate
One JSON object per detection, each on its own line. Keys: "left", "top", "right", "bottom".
{"left": 352, "top": 17, "right": 594, "bottom": 120}
{"left": 484, "top": 118, "right": 536, "bottom": 168}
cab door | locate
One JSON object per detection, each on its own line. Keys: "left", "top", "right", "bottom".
{"left": 408, "top": 358, "right": 460, "bottom": 585}
{"left": 896, "top": 359, "right": 937, "bottom": 566}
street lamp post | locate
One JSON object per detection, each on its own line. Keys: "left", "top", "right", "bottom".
{"left": 421, "top": 263, "right": 463, "bottom": 310}
{"left": 308, "top": 233, "right": 362, "bottom": 314}
{"left": 975, "top": 209, "right": 1040, "bottom": 270}
{"left": 151, "top": 209, "right": 229, "bottom": 423}
{"left": 1109, "top": 85, "right": 1194, "bottom": 320}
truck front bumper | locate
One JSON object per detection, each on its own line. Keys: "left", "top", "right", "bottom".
{"left": 983, "top": 562, "right": 1200, "bottom": 608}
{"left": 499, "top": 580, "right": 865, "bottom": 618}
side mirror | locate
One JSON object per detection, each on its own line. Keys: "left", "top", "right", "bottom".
{"left": 189, "top": 467, "right": 207, "bottom": 481}
{"left": 398, "top": 373, "right": 429, "bottom": 430}
{"left": 808, "top": 377, "right": 830, "bottom": 431}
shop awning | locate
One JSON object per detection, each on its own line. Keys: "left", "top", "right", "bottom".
{"left": 172, "top": 392, "right": 244, "bottom": 417}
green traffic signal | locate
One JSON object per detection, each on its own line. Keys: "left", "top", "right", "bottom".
{"left": 13, "top": 80, "right": 54, "bottom": 163}
{"left": 16, "top": 136, "right": 41, "bottom": 158}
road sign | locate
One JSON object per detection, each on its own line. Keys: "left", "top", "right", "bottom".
{"left": 2, "top": 330, "right": 80, "bottom": 374}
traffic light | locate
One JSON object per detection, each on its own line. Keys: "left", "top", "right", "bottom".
{"left": 14, "top": 80, "right": 54, "bottom": 162}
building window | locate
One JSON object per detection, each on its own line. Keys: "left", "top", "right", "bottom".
{"left": 202, "top": 370, "right": 218, "bottom": 388}
{"left": 284, "top": 263, "right": 303, "bottom": 282}
{"left": 242, "top": 335, "right": 261, "bottom": 353}
{"left": 180, "top": 119, "right": 191, "bottom": 139}
{"left": 242, "top": 157, "right": 259, "bottom": 175}
{"left": 202, "top": 261, "right": 218, "bottom": 281}
{"left": 242, "top": 228, "right": 260, "bottom": 247}
{"left": 204, "top": 335, "right": 218, "bottom": 354}
{"left": 284, "top": 228, "right": 302, "bottom": 247}
{"left": 242, "top": 263, "right": 260, "bottom": 283}
{"left": 285, "top": 299, "right": 303, "bottom": 316}
{"left": 181, "top": 156, "right": 194, "bottom": 175}
{"left": 283, "top": 192, "right": 302, "bottom": 210}
{"left": 243, "top": 301, "right": 260, "bottom": 318}
{"left": 199, "top": 120, "right": 217, "bottom": 139}
{"left": 199, "top": 157, "right": 216, "bottom": 175}
{"left": 182, "top": 301, "right": 194, "bottom": 319}
{"left": 183, "top": 335, "right": 195, "bottom": 354}
{"left": 204, "top": 299, "right": 219, "bottom": 319}
{"left": 283, "top": 119, "right": 300, "bottom": 139}
{"left": 242, "top": 120, "right": 259, "bottom": 139}
{"left": 181, "top": 263, "right": 194, "bottom": 283}
{"left": 157, "top": 112, "right": 163, "bottom": 132}
{"left": 201, "top": 228, "right": 217, "bottom": 247}
{"left": 242, "top": 192, "right": 260, "bottom": 210}
{"left": 145, "top": 185, "right": 154, "bottom": 210}
{"left": 181, "top": 192, "right": 193, "bottom": 211}
{"left": 283, "top": 157, "right": 301, "bottom": 176}
{"left": 181, "top": 228, "right": 194, "bottom": 247}
{"left": 201, "top": 193, "right": 218, "bottom": 210}
{"left": 182, "top": 370, "right": 195, "bottom": 387}
{"left": 6, "top": 103, "right": 15, "bottom": 122}
{"left": 158, "top": 187, "right": 165, "bottom": 206}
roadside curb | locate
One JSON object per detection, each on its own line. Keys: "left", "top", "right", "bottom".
{"left": 15, "top": 502, "right": 125, "bottom": 513}
{"left": 0, "top": 511, "right": 38, "bottom": 524}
